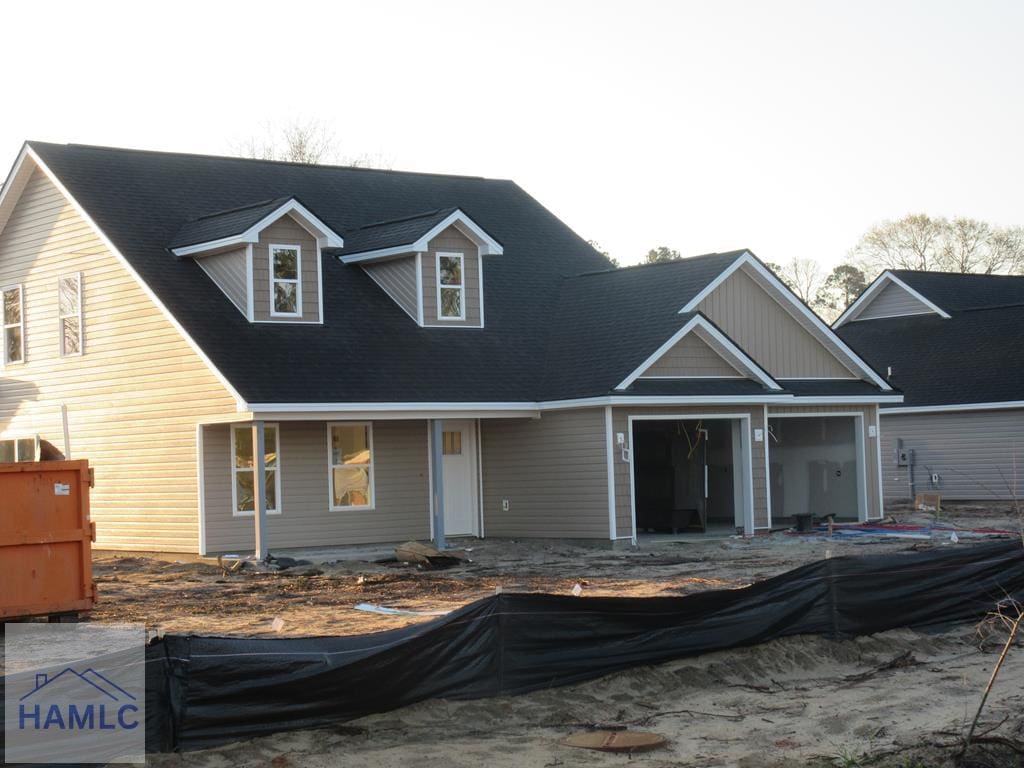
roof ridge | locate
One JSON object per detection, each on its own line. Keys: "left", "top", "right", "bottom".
{"left": 29, "top": 141, "right": 504, "bottom": 182}
{"left": 892, "top": 268, "right": 1024, "bottom": 280}
{"left": 955, "top": 301, "right": 1024, "bottom": 313}
{"left": 571, "top": 250, "right": 747, "bottom": 279}
{"left": 347, "top": 207, "right": 456, "bottom": 232}
{"left": 195, "top": 196, "right": 289, "bottom": 221}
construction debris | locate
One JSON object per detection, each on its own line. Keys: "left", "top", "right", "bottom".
{"left": 353, "top": 603, "right": 451, "bottom": 617}
{"left": 560, "top": 730, "right": 667, "bottom": 753}
{"left": 394, "top": 541, "right": 467, "bottom": 569}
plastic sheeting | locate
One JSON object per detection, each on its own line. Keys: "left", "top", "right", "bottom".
{"left": 133, "top": 540, "right": 1024, "bottom": 752}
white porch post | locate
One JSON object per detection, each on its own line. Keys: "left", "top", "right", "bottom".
{"left": 430, "top": 418, "right": 446, "bottom": 550}
{"left": 252, "top": 420, "right": 268, "bottom": 560}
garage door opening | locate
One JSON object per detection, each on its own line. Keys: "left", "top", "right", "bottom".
{"left": 632, "top": 418, "right": 751, "bottom": 535}
{"left": 767, "top": 416, "right": 866, "bottom": 523}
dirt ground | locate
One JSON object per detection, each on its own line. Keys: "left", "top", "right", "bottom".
{"left": 88, "top": 503, "right": 1023, "bottom": 766}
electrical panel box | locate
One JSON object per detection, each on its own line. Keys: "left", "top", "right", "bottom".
{"left": 896, "top": 439, "right": 910, "bottom": 467}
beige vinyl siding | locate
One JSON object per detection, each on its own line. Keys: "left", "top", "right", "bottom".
{"left": 699, "top": 266, "right": 859, "bottom": 379}
{"left": 854, "top": 281, "right": 936, "bottom": 321}
{"left": 363, "top": 256, "right": 418, "bottom": 320}
{"left": 196, "top": 246, "right": 248, "bottom": 316}
{"left": 767, "top": 404, "right": 882, "bottom": 520}
{"left": 612, "top": 405, "right": 768, "bottom": 535}
{"left": 422, "top": 226, "right": 482, "bottom": 327}
{"left": 252, "top": 214, "right": 320, "bottom": 322}
{"left": 0, "top": 167, "right": 239, "bottom": 552}
{"left": 203, "top": 420, "right": 430, "bottom": 552}
{"left": 643, "top": 332, "right": 744, "bottom": 378}
{"left": 481, "top": 409, "right": 609, "bottom": 538}
{"left": 879, "top": 408, "right": 1024, "bottom": 502}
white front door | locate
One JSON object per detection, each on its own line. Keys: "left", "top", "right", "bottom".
{"left": 441, "top": 419, "right": 479, "bottom": 536}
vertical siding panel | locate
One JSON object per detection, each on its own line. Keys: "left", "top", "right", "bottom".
{"left": 855, "top": 282, "right": 935, "bottom": 321}
{"left": 196, "top": 246, "right": 248, "bottom": 314}
{"left": 481, "top": 409, "right": 608, "bottom": 538}
{"left": 643, "top": 333, "right": 744, "bottom": 377}
{"left": 0, "top": 169, "right": 239, "bottom": 552}
{"left": 698, "top": 267, "right": 858, "bottom": 378}
{"left": 362, "top": 256, "right": 418, "bottom": 319}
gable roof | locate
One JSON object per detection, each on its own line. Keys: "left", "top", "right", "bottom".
{"left": 339, "top": 207, "right": 502, "bottom": 262}
{"left": 7, "top": 142, "right": 897, "bottom": 408}
{"left": 836, "top": 270, "right": 1024, "bottom": 409}
{"left": 169, "top": 196, "right": 293, "bottom": 249}
{"left": 834, "top": 270, "right": 951, "bottom": 326}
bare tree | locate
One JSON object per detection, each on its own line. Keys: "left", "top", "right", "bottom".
{"left": 851, "top": 213, "right": 1024, "bottom": 275}
{"left": 778, "top": 257, "right": 823, "bottom": 304}
{"left": 234, "top": 119, "right": 390, "bottom": 168}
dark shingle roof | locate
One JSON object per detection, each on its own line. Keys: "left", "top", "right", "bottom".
{"left": 838, "top": 305, "right": 1024, "bottom": 408}
{"left": 889, "top": 270, "right": 1024, "bottom": 312}
{"left": 168, "top": 197, "right": 293, "bottom": 249}
{"left": 339, "top": 208, "right": 457, "bottom": 256}
{"left": 540, "top": 254, "right": 746, "bottom": 400}
{"left": 626, "top": 379, "right": 772, "bottom": 396}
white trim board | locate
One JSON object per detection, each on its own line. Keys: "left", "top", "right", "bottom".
{"left": 340, "top": 209, "right": 503, "bottom": 264}
{"left": 834, "top": 270, "right": 951, "bottom": 328}
{"left": 170, "top": 198, "right": 344, "bottom": 257}
{"left": 680, "top": 252, "right": 893, "bottom": 390}
{"left": 616, "top": 314, "right": 782, "bottom": 391}
{"left": 882, "top": 400, "right": 1024, "bottom": 415}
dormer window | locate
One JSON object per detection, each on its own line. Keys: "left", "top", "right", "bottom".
{"left": 437, "top": 253, "right": 465, "bottom": 320}
{"left": 271, "top": 245, "right": 301, "bottom": 316}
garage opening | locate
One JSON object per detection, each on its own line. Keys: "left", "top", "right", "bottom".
{"left": 632, "top": 418, "right": 750, "bottom": 535}
{"left": 767, "top": 416, "right": 865, "bottom": 523}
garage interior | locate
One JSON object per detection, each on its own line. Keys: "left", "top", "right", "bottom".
{"left": 632, "top": 419, "right": 744, "bottom": 534}
{"left": 767, "top": 416, "right": 863, "bottom": 523}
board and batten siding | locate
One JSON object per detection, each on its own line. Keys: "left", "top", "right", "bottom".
{"left": 853, "top": 281, "right": 936, "bottom": 321}
{"left": 196, "top": 246, "right": 248, "bottom": 315}
{"left": 0, "top": 167, "right": 239, "bottom": 552}
{"left": 363, "top": 256, "right": 418, "bottom": 320}
{"left": 421, "top": 226, "right": 482, "bottom": 327}
{"left": 643, "top": 332, "right": 744, "bottom": 378}
{"left": 879, "top": 408, "right": 1024, "bottom": 501}
{"left": 612, "top": 405, "right": 768, "bottom": 536}
{"left": 203, "top": 420, "right": 430, "bottom": 552}
{"left": 481, "top": 409, "right": 609, "bottom": 538}
{"left": 767, "top": 404, "right": 882, "bottom": 520}
{"left": 251, "top": 214, "right": 320, "bottom": 322}
{"left": 698, "top": 266, "right": 858, "bottom": 379}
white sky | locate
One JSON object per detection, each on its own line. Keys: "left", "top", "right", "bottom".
{"left": 2, "top": 0, "right": 1021, "bottom": 268}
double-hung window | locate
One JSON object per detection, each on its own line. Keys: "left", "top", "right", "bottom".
{"left": 437, "top": 252, "right": 465, "bottom": 320}
{"left": 0, "top": 436, "right": 37, "bottom": 462}
{"left": 59, "top": 273, "right": 83, "bottom": 356}
{"left": 270, "top": 245, "right": 301, "bottom": 316}
{"left": 2, "top": 285, "right": 24, "bottom": 365}
{"left": 329, "top": 423, "right": 374, "bottom": 509}
{"left": 232, "top": 424, "right": 281, "bottom": 515}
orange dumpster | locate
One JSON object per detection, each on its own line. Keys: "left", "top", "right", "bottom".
{"left": 0, "top": 459, "right": 96, "bottom": 620}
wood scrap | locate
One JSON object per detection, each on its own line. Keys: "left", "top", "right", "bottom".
{"left": 560, "top": 730, "right": 667, "bottom": 753}
{"left": 394, "top": 541, "right": 466, "bottom": 569}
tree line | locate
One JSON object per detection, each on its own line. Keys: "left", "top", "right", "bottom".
{"left": 598, "top": 214, "right": 1024, "bottom": 322}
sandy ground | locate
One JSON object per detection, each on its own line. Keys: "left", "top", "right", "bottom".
{"left": 84, "top": 503, "right": 1023, "bottom": 766}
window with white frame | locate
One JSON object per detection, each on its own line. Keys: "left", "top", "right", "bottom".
{"left": 232, "top": 424, "right": 281, "bottom": 515}
{"left": 2, "top": 285, "right": 24, "bottom": 364}
{"left": 58, "top": 273, "right": 83, "bottom": 356}
{"left": 0, "top": 436, "right": 38, "bottom": 463}
{"left": 329, "top": 423, "right": 374, "bottom": 509}
{"left": 437, "top": 252, "right": 464, "bottom": 320}
{"left": 270, "top": 245, "right": 301, "bottom": 316}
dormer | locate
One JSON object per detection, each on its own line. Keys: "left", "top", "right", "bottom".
{"left": 340, "top": 208, "right": 502, "bottom": 328}
{"left": 170, "top": 197, "right": 343, "bottom": 324}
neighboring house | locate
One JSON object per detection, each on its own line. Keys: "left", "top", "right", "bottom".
{"left": 0, "top": 142, "right": 900, "bottom": 554}
{"left": 835, "top": 270, "right": 1024, "bottom": 502}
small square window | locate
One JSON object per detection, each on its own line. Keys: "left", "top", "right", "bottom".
{"left": 442, "top": 431, "right": 462, "bottom": 455}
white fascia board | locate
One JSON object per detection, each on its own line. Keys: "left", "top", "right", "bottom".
{"left": 615, "top": 314, "right": 782, "bottom": 391}
{"left": 25, "top": 146, "right": 249, "bottom": 410}
{"left": 786, "top": 395, "right": 905, "bottom": 404}
{"left": 881, "top": 400, "right": 1024, "bottom": 415}
{"left": 0, "top": 144, "right": 33, "bottom": 234}
{"left": 833, "top": 271, "right": 951, "bottom": 327}
{"left": 681, "top": 252, "right": 893, "bottom": 391}
{"left": 170, "top": 198, "right": 344, "bottom": 257}
{"left": 339, "top": 209, "right": 504, "bottom": 264}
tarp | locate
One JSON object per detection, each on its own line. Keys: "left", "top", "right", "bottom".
{"left": 139, "top": 540, "right": 1024, "bottom": 752}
